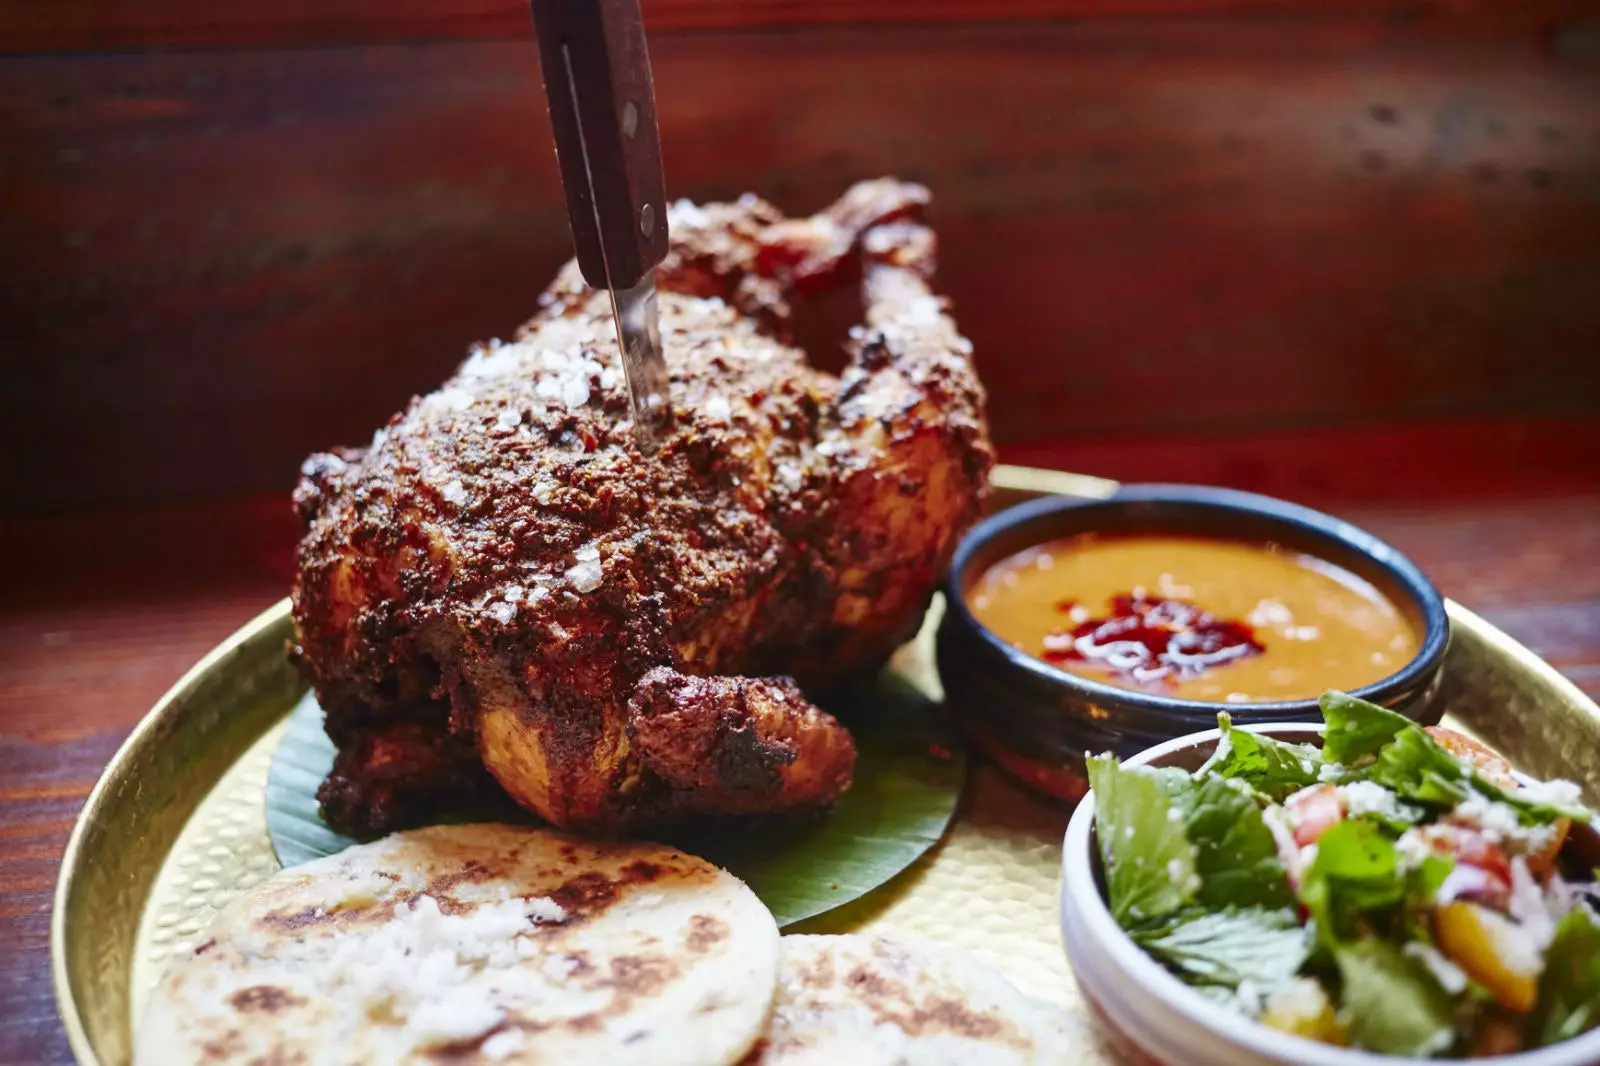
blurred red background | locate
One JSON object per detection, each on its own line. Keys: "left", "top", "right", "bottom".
{"left": 3, "top": 0, "right": 1598, "bottom": 512}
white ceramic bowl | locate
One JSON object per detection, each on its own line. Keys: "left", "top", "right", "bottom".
{"left": 1059, "top": 724, "right": 1600, "bottom": 1066}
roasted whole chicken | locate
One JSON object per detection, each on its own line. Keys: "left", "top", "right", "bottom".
{"left": 291, "top": 180, "right": 993, "bottom": 835}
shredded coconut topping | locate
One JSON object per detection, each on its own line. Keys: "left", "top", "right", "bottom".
{"left": 481, "top": 1029, "right": 526, "bottom": 1060}
{"left": 316, "top": 892, "right": 565, "bottom": 1050}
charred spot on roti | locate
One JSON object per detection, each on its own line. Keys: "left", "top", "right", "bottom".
{"left": 603, "top": 953, "right": 679, "bottom": 997}
{"left": 898, "top": 997, "right": 1012, "bottom": 1042}
{"left": 200, "top": 1029, "right": 244, "bottom": 1061}
{"left": 228, "top": 986, "right": 305, "bottom": 1014}
{"left": 257, "top": 871, "right": 511, "bottom": 933}
{"left": 842, "top": 963, "right": 1017, "bottom": 1044}
{"left": 793, "top": 950, "right": 834, "bottom": 989}
{"left": 546, "top": 853, "right": 709, "bottom": 920}
{"left": 421, "top": 859, "right": 495, "bottom": 897}
{"left": 548, "top": 870, "right": 623, "bottom": 916}
{"left": 846, "top": 963, "right": 906, "bottom": 1002}
{"left": 623, "top": 858, "right": 666, "bottom": 882}
{"left": 686, "top": 914, "right": 728, "bottom": 953}
{"left": 255, "top": 905, "right": 338, "bottom": 933}
{"left": 242, "top": 1049, "right": 305, "bottom": 1066}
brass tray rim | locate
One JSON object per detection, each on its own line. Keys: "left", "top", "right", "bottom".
{"left": 50, "top": 464, "right": 1600, "bottom": 1066}
{"left": 52, "top": 597, "right": 293, "bottom": 1066}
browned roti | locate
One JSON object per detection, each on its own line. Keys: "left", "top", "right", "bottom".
{"left": 135, "top": 823, "right": 780, "bottom": 1065}
{"left": 743, "top": 935, "right": 1077, "bottom": 1065}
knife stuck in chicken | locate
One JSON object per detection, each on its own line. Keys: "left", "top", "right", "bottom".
{"left": 528, "top": 0, "right": 674, "bottom": 448}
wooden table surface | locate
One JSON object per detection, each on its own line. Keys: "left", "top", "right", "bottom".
{"left": 4, "top": 416, "right": 1599, "bottom": 1063}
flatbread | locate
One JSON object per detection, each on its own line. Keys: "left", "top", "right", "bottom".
{"left": 135, "top": 823, "right": 780, "bottom": 1066}
{"left": 743, "top": 934, "right": 1077, "bottom": 1065}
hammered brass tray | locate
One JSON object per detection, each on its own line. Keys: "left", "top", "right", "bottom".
{"left": 53, "top": 466, "right": 1600, "bottom": 1066}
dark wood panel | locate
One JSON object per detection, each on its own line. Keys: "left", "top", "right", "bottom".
{"left": 2, "top": 0, "right": 1586, "bottom": 53}
{"left": 1006, "top": 418, "right": 1600, "bottom": 509}
{"left": 4, "top": 22, "right": 1600, "bottom": 510}
{"left": 2, "top": 419, "right": 1598, "bottom": 1064}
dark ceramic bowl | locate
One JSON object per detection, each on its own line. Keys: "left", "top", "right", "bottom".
{"left": 936, "top": 484, "right": 1450, "bottom": 801}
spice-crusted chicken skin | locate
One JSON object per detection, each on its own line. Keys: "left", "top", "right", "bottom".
{"left": 291, "top": 180, "right": 993, "bottom": 835}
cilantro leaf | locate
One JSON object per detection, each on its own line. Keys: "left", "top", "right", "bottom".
{"left": 1367, "top": 727, "right": 1471, "bottom": 808}
{"left": 1298, "top": 820, "right": 1404, "bottom": 948}
{"left": 1324, "top": 691, "right": 1589, "bottom": 826}
{"left": 1409, "top": 854, "right": 1455, "bottom": 906}
{"left": 1336, "top": 938, "right": 1456, "bottom": 1057}
{"left": 1365, "top": 720, "right": 1586, "bottom": 826}
{"left": 1528, "top": 908, "right": 1600, "bottom": 1048}
{"left": 1198, "top": 712, "right": 1325, "bottom": 802}
{"left": 1087, "top": 754, "right": 1198, "bottom": 926}
{"left": 1179, "top": 773, "right": 1295, "bottom": 911}
{"left": 1133, "top": 906, "right": 1311, "bottom": 991}
{"left": 1320, "top": 690, "right": 1414, "bottom": 765}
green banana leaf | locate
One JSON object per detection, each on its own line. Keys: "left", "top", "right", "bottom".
{"left": 265, "top": 670, "right": 966, "bottom": 927}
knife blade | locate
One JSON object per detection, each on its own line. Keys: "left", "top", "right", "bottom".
{"left": 529, "top": 0, "right": 673, "bottom": 447}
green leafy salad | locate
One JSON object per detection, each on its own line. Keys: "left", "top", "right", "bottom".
{"left": 1089, "top": 691, "right": 1600, "bottom": 1058}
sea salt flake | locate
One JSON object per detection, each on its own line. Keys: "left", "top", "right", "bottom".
{"left": 441, "top": 480, "right": 468, "bottom": 507}
{"left": 566, "top": 559, "right": 603, "bottom": 593}
{"left": 561, "top": 376, "right": 591, "bottom": 408}
{"left": 669, "top": 199, "right": 710, "bottom": 228}
{"left": 704, "top": 395, "right": 732, "bottom": 421}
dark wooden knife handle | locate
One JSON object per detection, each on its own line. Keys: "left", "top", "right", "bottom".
{"left": 528, "top": 0, "right": 669, "bottom": 291}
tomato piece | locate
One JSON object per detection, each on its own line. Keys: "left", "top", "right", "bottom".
{"left": 1424, "top": 824, "right": 1513, "bottom": 910}
{"left": 1525, "top": 818, "right": 1571, "bottom": 877}
{"left": 1427, "top": 726, "right": 1517, "bottom": 789}
{"left": 1427, "top": 824, "right": 1513, "bottom": 884}
{"left": 1286, "top": 784, "right": 1344, "bottom": 847}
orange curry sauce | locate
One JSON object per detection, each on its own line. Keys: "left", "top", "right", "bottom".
{"left": 966, "top": 534, "right": 1419, "bottom": 703}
